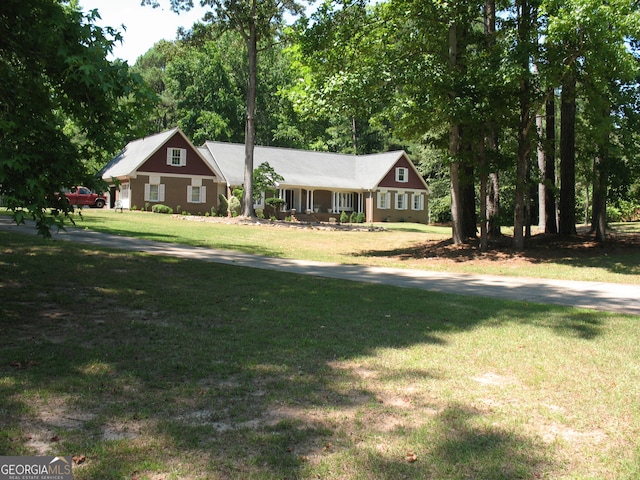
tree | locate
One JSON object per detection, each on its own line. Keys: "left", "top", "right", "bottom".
{"left": 253, "top": 162, "right": 284, "bottom": 202}
{"left": 146, "top": 0, "right": 305, "bottom": 218}
{"left": 132, "top": 40, "right": 183, "bottom": 134}
{"left": 291, "top": 0, "right": 395, "bottom": 154}
{"left": 544, "top": 0, "right": 640, "bottom": 239}
{"left": 165, "top": 33, "right": 245, "bottom": 144}
{"left": 0, "top": 0, "right": 155, "bottom": 236}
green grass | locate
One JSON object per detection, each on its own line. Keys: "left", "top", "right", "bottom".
{"left": 1, "top": 230, "right": 639, "bottom": 479}
{"left": 43, "top": 209, "right": 640, "bottom": 284}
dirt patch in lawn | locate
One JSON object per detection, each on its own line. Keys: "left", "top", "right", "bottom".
{"left": 360, "top": 224, "right": 640, "bottom": 270}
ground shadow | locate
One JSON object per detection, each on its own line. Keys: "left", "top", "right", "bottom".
{"left": 0, "top": 231, "right": 618, "bottom": 478}
{"left": 355, "top": 231, "right": 640, "bottom": 277}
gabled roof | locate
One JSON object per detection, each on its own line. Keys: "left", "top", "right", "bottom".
{"left": 101, "top": 127, "right": 213, "bottom": 180}
{"left": 201, "top": 141, "right": 422, "bottom": 191}
{"left": 101, "top": 128, "right": 179, "bottom": 179}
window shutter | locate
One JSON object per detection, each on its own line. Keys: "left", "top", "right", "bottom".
{"left": 144, "top": 183, "right": 150, "bottom": 201}
{"left": 158, "top": 184, "right": 165, "bottom": 202}
{"left": 187, "top": 186, "right": 193, "bottom": 203}
{"left": 200, "top": 186, "right": 206, "bottom": 203}
{"left": 181, "top": 149, "right": 187, "bottom": 166}
{"left": 166, "top": 149, "right": 172, "bottom": 165}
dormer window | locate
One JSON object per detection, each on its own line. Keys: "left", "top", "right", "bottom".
{"left": 395, "top": 167, "right": 409, "bottom": 183}
{"left": 167, "top": 148, "right": 186, "bottom": 167}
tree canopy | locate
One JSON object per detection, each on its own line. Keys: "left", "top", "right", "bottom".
{"left": 6, "top": 0, "right": 639, "bottom": 245}
{"left": 0, "top": 0, "right": 155, "bottom": 235}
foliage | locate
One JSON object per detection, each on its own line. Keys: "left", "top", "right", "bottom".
{"left": 218, "top": 193, "right": 229, "bottom": 216}
{"left": 164, "top": 32, "right": 245, "bottom": 144}
{"left": 0, "top": 0, "right": 156, "bottom": 236}
{"left": 151, "top": 204, "right": 174, "bottom": 214}
{"left": 227, "top": 195, "right": 241, "bottom": 216}
{"left": 340, "top": 211, "right": 349, "bottom": 223}
{"left": 265, "top": 197, "right": 285, "bottom": 210}
{"left": 253, "top": 162, "right": 284, "bottom": 202}
{"left": 131, "top": 40, "right": 182, "bottom": 133}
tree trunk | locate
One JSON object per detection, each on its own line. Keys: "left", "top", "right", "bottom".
{"left": 242, "top": 6, "right": 258, "bottom": 218}
{"left": 559, "top": 71, "right": 577, "bottom": 235}
{"left": 462, "top": 162, "right": 477, "bottom": 238}
{"left": 487, "top": 172, "right": 501, "bottom": 237}
{"left": 513, "top": 0, "right": 535, "bottom": 251}
{"left": 450, "top": 129, "right": 464, "bottom": 245}
{"left": 592, "top": 123, "right": 609, "bottom": 243}
{"left": 351, "top": 117, "right": 358, "bottom": 153}
{"left": 593, "top": 158, "right": 607, "bottom": 242}
{"left": 449, "top": 22, "right": 465, "bottom": 245}
{"left": 514, "top": 104, "right": 530, "bottom": 250}
{"left": 545, "top": 96, "right": 557, "bottom": 233}
{"left": 480, "top": 0, "right": 496, "bottom": 251}
{"left": 479, "top": 147, "right": 488, "bottom": 252}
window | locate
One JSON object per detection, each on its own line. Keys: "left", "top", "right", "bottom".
{"left": 395, "top": 167, "right": 409, "bottom": 183}
{"left": 396, "top": 192, "right": 408, "bottom": 210}
{"left": 187, "top": 185, "right": 207, "bottom": 203}
{"left": 333, "top": 192, "right": 354, "bottom": 211}
{"left": 167, "top": 148, "right": 186, "bottom": 167}
{"left": 377, "top": 191, "right": 390, "bottom": 209}
{"left": 253, "top": 191, "right": 265, "bottom": 209}
{"left": 144, "top": 183, "right": 165, "bottom": 202}
{"left": 412, "top": 193, "right": 424, "bottom": 211}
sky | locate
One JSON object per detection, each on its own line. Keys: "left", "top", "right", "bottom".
{"left": 78, "top": 0, "right": 210, "bottom": 64}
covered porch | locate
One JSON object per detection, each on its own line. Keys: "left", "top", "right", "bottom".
{"left": 276, "top": 188, "right": 370, "bottom": 217}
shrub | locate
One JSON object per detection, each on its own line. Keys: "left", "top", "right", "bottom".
{"left": 151, "top": 204, "right": 173, "bottom": 214}
{"left": 349, "top": 211, "right": 358, "bottom": 223}
{"left": 356, "top": 212, "right": 366, "bottom": 223}
{"left": 228, "top": 195, "right": 241, "bottom": 216}
{"left": 145, "top": 202, "right": 150, "bottom": 212}
{"left": 340, "top": 211, "right": 348, "bottom": 223}
{"left": 218, "top": 194, "right": 229, "bottom": 216}
{"left": 265, "top": 197, "right": 285, "bottom": 210}
{"left": 232, "top": 187, "right": 244, "bottom": 201}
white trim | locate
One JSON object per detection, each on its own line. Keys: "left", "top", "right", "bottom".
{"left": 396, "top": 192, "right": 408, "bottom": 210}
{"left": 167, "top": 147, "right": 187, "bottom": 167}
{"left": 137, "top": 171, "right": 216, "bottom": 181}
{"left": 144, "top": 183, "right": 165, "bottom": 202}
{"left": 377, "top": 191, "right": 390, "bottom": 209}
{"left": 187, "top": 185, "right": 207, "bottom": 203}
{"left": 412, "top": 193, "right": 424, "bottom": 211}
{"left": 395, "top": 167, "right": 409, "bottom": 183}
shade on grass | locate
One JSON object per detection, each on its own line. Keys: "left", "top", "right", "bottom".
{"left": 1, "top": 230, "right": 639, "bottom": 479}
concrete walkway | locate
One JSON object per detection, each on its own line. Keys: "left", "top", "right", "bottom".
{"left": 1, "top": 216, "right": 639, "bottom": 316}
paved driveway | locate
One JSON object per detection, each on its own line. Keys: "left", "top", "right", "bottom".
{"left": 1, "top": 216, "right": 639, "bottom": 316}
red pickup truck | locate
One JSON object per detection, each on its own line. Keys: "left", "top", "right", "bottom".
{"left": 63, "top": 186, "right": 107, "bottom": 208}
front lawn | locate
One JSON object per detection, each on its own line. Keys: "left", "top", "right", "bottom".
{"left": 1, "top": 230, "right": 638, "bottom": 479}
{"left": 52, "top": 209, "right": 640, "bottom": 284}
